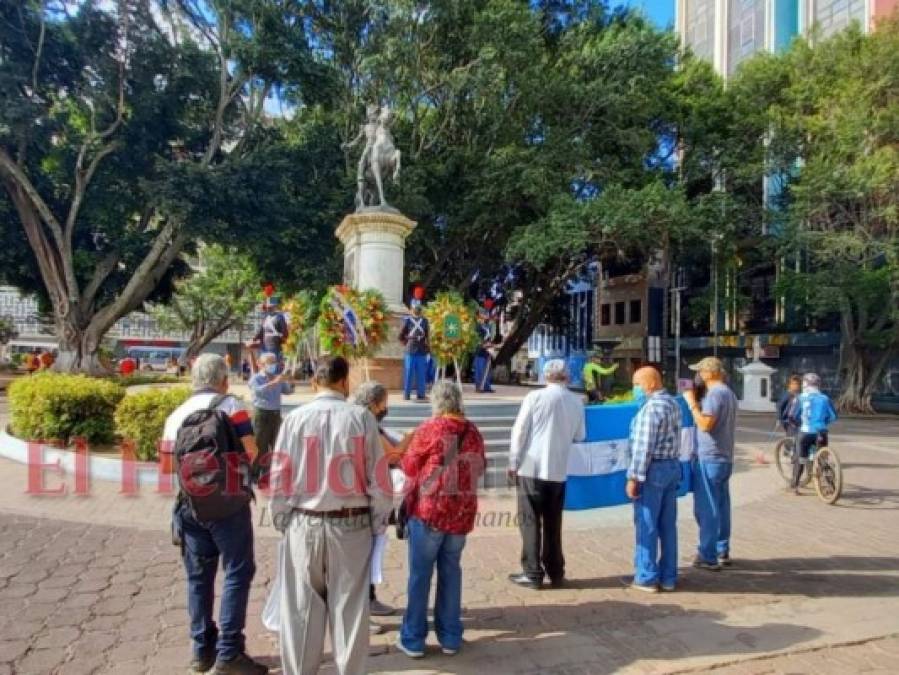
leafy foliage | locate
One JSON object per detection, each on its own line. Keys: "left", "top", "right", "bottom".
{"left": 114, "top": 385, "right": 192, "bottom": 461}
{"left": 9, "top": 373, "right": 125, "bottom": 444}
{"left": 737, "top": 20, "right": 899, "bottom": 410}
{"left": 150, "top": 244, "right": 259, "bottom": 360}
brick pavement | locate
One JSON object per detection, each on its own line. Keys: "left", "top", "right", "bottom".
{"left": 0, "top": 416, "right": 898, "bottom": 674}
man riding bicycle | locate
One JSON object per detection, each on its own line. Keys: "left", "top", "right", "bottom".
{"left": 788, "top": 373, "right": 837, "bottom": 495}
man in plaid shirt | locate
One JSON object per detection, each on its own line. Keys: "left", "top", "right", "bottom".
{"left": 626, "top": 366, "right": 682, "bottom": 593}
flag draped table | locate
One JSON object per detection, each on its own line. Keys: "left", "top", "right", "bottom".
{"left": 564, "top": 398, "right": 695, "bottom": 510}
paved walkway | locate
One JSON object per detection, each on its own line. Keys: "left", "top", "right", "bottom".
{"left": 0, "top": 408, "right": 898, "bottom": 674}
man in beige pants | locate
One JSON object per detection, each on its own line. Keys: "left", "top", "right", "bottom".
{"left": 269, "top": 356, "right": 391, "bottom": 675}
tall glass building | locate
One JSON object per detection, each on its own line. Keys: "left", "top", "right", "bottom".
{"left": 677, "top": 0, "right": 895, "bottom": 76}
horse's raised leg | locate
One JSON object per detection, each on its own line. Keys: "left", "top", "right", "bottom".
{"left": 393, "top": 149, "right": 401, "bottom": 182}
{"left": 372, "top": 152, "right": 386, "bottom": 206}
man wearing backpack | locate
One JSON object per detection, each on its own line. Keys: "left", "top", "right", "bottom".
{"left": 162, "top": 353, "right": 268, "bottom": 675}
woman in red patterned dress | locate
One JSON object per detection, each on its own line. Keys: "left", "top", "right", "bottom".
{"left": 396, "top": 380, "right": 486, "bottom": 659}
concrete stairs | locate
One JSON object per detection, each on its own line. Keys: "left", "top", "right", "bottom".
{"left": 384, "top": 401, "right": 520, "bottom": 489}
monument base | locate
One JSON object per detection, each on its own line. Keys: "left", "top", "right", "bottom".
{"left": 349, "top": 355, "right": 406, "bottom": 392}
{"left": 347, "top": 312, "right": 410, "bottom": 392}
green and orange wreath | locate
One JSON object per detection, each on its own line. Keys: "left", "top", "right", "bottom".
{"left": 423, "top": 291, "right": 479, "bottom": 366}
{"left": 317, "top": 285, "right": 389, "bottom": 359}
{"left": 282, "top": 291, "right": 317, "bottom": 358}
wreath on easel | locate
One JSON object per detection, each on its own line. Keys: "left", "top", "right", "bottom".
{"left": 423, "top": 291, "right": 479, "bottom": 385}
{"left": 282, "top": 291, "right": 317, "bottom": 374}
{"left": 317, "top": 286, "right": 389, "bottom": 379}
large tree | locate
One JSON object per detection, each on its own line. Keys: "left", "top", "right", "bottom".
{"left": 0, "top": 0, "right": 330, "bottom": 371}
{"left": 733, "top": 20, "right": 899, "bottom": 412}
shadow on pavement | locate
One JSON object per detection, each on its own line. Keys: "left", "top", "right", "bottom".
{"left": 833, "top": 484, "right": 899, "bottom": 510}
{"left": 546, "top": 555, "right": 899, "bottom": 598}
{"left": 361, "top": 600, "right": 822, "bottom": 675}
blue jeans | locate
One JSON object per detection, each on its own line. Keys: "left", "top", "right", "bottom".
{"left": 175, "top": 503, "right": 256, "bottom": 661}
{"left": 400, "top": 518, "right": 467, "bottom": 652}
{"left": 403, "top": 353, "right": 428, "bottom": 399}
{"left": 692, "top": 460, "right": 733, "bottom": 563}
{"left": 633, "top": 459, "right": 680, "bottom": 587}
{"left": 473, "top": 354, "right": 493, "bottom": 391}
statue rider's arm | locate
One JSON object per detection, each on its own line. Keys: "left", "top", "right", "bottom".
{"left": 342, "top": 127, "right": 364, "bottom": 149}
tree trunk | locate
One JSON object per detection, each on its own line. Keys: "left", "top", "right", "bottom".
{"left": 54, "top": 316, "right": 108, "bottom": 374}
{"left": 494, "top": 275, "right": 564, "bottom": 366}
{"left": 836, "top": 341, "right": 875, "bottom": 414}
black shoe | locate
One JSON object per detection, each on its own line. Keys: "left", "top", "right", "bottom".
{"left": 191, "top": 651, "right": 216, "bottom": 673}
{"left": 718, "top": 553, "right": 733, "bottom": 567}
{"left": 213, "top": 653, "right": 269, "bottom": 675}
{"left": 508, "top": 572, "right": 543, "bottom": 589}
{"left": 549, "top": 577, "right": 565, "bottom": 589}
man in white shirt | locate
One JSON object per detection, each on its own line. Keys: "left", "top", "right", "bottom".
{"left": 508, "top": 359, "right": 586, "bottom": 589}
{"left": 269, "top": 356, "right": 391, "bottom": 675}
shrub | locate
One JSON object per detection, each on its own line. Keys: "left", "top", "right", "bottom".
{"left": 8, "top": 373, "right": 126, "bottom": 445}
{"left": 114, "top": 386, "right": 192, "bottom": 461}
{"left": 115, "top": 373, "right": 183, "bottom": 387}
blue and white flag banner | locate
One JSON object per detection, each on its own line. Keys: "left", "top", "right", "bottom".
{"left": 564, "top": 399, "right": 695, "bottom": 511}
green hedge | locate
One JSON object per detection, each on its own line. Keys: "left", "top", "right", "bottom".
{"left": 8, "top": 373, "right": 126, "bottom": 445}
{"left": 114, "top": 386, "right": 192, "bottom": 461}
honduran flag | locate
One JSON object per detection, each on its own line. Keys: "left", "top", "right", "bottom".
{"left": 564, "top": 397, "right": 695, "bottom": 510}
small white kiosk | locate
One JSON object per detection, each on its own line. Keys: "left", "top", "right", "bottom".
{"left": 737, "top": 337, "right": 776, "bottom": 412}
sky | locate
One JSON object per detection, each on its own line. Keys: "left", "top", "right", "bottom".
{"left": 622, "top": 0, "right": 675, "bottom": 28}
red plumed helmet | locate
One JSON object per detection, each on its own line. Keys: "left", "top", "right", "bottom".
{"left": 483, "top": 298, "right": 495, "bottom": 310}
{"left": 262, "top": 282, "right": 275, "bottom": 298}
{"left": 412, "top": 285, "right": 426, "bottom": 300}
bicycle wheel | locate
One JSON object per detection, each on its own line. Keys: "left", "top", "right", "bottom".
{"left": 773, "top": 437, "right": 794, "bottom": 485}
{"left": 813, "top": 447, "right": 843, "bottom": 504}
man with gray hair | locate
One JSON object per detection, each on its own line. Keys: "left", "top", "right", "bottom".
{"left": 508, "top": 359, "right": 586, "bottom": 589}
{"left": 270, "top": 356, "right": 391, "bottom": 675}
{"left": 162, "top": 353, "right": 266, "bottom": 675}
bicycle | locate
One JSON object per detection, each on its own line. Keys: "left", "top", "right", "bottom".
{"left": 773, "top": 434, "right": 843, "bottom": 504}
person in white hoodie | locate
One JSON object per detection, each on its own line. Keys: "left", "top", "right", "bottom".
{"left": 507, "top": 359, "right": 586, "bottom": 589}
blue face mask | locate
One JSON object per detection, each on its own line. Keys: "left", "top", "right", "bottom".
{"left": 632, "top": 385, "right": 648, "bottom": 406}
{"left": 265, "top": 364, "right": 279, "bottom": 376}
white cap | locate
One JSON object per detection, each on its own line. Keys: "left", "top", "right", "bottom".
{"left": 543, "top": 359, "right": 569, "bottom": 381}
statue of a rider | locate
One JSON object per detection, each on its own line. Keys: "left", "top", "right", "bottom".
{"left": 342, "top": 103, "right": 401, "bottom": 211}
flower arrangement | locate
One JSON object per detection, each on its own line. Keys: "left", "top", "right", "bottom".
{"left": 317, "top": 285, "right": 389, "bottom": 359}
{"left": 423, "top": 291, "right": 480, "bottom": 366}
{"left": 282, "top": 291, "right": 317, "bottom": 358}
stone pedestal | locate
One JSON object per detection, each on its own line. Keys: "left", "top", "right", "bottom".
{"left": 336, "top": 209, "right": 416, "bottom": 389}
{"left": 336, "top": 209, "right": 417, "bottom": 313}
{"left": 738, "top": 360, "right": 776, "bottom": 412}
{"left": 348, "top": 313, "right": 408, "bottom": 391}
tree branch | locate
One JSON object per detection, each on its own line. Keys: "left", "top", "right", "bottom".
{"left": 81, "top": 251, "right": 121, "bottom": 310}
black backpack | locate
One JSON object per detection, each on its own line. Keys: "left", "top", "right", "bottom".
{"left": 175, "top": 394, "right": 253, "bottom": 521}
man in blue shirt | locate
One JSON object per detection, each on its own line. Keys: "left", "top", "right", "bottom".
{"left": 399, "top": 299, "right": 430, "bottom": 401}
{"left": 626, "top": 366, "right": 682, "bottom": 593}
{"left": 683, "top": 356, "right": 738, "bottom": 570}
{"left": 248, "top": 352, "right": 294, "bottom": 481}
{"left": 789, "top": 372, "right": 837, "bottom": 493}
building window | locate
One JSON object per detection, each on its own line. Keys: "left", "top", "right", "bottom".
{"left": 629, "top": 299, "right": 642, "bottom": 324}
{"left": 614, "top": 301, "right": 626, "bottom": 325}
{"left": 600, "top": 303, "right": 611, "bottom": 326}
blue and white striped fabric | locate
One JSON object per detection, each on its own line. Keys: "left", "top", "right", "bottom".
{"left": 564, "top": 397, "right": 695, "bottom": 510}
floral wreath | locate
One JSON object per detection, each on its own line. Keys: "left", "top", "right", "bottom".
{"left": 423, "top": 291, "right": 480, "bottom": 366}
{"left": 317, "top": 285, "right": 388, "bottom": 359}
{"left": 282, "top": 291, "right": 316, "bottom": 358}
